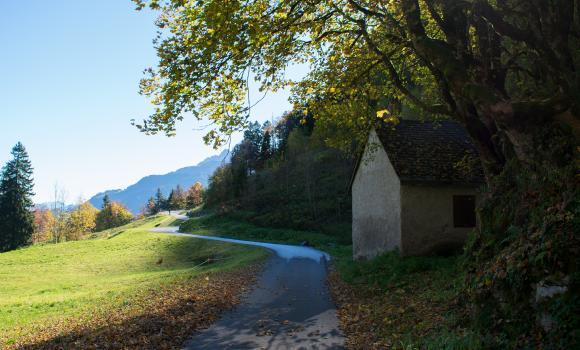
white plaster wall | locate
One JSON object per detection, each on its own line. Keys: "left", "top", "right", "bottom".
{"left": 352, "top": 129, "right": 402, "bottom": 260}
{"left": 400, "top": 185, "right": 479, "bottom": 256}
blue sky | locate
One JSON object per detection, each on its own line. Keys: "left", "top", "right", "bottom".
{"left": 0, "top": 1, "right": 300, "bottom": 203}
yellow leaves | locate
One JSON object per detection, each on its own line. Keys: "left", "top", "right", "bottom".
{"left": 376, "top": 109, "right": 389, "bottom": 118}
{"left": 274, "top": 12, "right": 287, "bottom": 20}
{"left": 376, "top": 109, "right": 399, "bottom": 124}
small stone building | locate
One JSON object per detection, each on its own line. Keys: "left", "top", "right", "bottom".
{"left": 351, "top": 120, "right": 485, "bottom": 259}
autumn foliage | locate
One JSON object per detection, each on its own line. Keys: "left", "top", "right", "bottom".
{"left": 95, "top": 200, "right": 133, "bottom": 232}
{"left": 33, "top": 201, "right": 104, "bottom": 242}
{"left": 32, "top": 208, "right": 55, "bottom": 244}
{"left": 186, "top": 182, "right": 204, "bottom": 208}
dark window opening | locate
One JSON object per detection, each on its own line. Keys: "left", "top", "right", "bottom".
{"left": 453, "top": 195, "right": 476, "bottom": 228}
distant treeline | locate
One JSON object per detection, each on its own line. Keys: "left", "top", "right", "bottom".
{"left": 141, "top": 182, "right": 204, "bottom": 216}
{"left": 205, "top": 110, "right": 355, "bottom": 243}
{"left": 34, "top": 195, "right": 134, "bottom": 244}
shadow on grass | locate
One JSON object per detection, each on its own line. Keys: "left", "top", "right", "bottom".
{"left": 15, "top": 267, "right": 260, "bottom": 350}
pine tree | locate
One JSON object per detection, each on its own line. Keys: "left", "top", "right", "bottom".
{"left": 259, "top": 127, "right": 272, "bottom": 168}
{"left": 0, "top": 142, "right": 35, "bottom": 252}
{"left": 154, "top": 188, "right": 166, "bottom": 212}
{"left": 101, "top": 194, "right": 111, "bottom": 209}
{"left": 243, "top": 121, "right": 263, "bottom": 173}
{"left": 167, "top": 189, "right": 176, "bottom": 213}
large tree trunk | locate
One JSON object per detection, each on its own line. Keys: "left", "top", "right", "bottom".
{"left": 454, "top": 100, "right": 506, "bottom": 179}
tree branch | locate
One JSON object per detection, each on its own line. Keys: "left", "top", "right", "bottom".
{"left": 357, "top": 22, "right": 451, "bottom": 116}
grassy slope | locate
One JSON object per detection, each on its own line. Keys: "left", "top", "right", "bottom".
{"left": 0, "top": 215, "right": 267, "bottom": 341}
{"left": 180, "top": 214, "right": 342, "bottom": 251}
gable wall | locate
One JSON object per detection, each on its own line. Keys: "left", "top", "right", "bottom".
{"left": 352, "top": 130, "right": 402, "bottom": 260}
{"left": 400, "top": 184, "right": 480, "bottom": 256}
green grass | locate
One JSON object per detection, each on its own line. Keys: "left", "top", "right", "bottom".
{"left": 180, "top": 214, "right": 342, "bottom": 252}
{"left": 224, "top": 210, "right": 353, "bottom": 245}
{"left": 336, "top": 249, "right": 459, "bottom": 288}
{"left": 0, "top": 214, "right": 268, "bottom": 336}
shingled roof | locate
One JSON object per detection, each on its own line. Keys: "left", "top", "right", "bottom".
{"left": 372, "top": 120, "right": 485, "bottom": 185}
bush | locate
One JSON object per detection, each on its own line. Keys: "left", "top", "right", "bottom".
{"left": 464, "top": 156, "right": 580, "bottom": 347}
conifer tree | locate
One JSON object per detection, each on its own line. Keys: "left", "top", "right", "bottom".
{"left": 167, "top": 189, "right": 175, "bottom": 213}
{"left": 154, "top": 188, "right": 166, "bottom": 212}
{"left": 259, "top": 128, "right": 272, "bottom": 168}
{"left": 101, "top": 194, "right": 110, "bottom": 209}
{"left": 0, "top": 142, "right": 35, "bottom": 252}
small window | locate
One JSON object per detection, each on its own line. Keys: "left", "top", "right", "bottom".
{"left": 453, "top": 195, "right": 476, "bottom": 228}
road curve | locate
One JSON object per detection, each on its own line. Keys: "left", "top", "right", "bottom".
{"left": 150, "top": 213, "right": 344, "bottom": 350}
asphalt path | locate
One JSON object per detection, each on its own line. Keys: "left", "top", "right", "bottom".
{"left": 150, "top": 213, "right": 344, "bottom": 350}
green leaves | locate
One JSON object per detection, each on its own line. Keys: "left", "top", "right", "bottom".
{"left": 133, "top": 0, "right": 421, "bottom": 148}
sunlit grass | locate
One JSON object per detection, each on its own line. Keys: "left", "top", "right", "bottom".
{"left": 0, "top": 215, "right": 267, "bottom": 335}
{"left": 180, "top": 214, "right": 340, "bottom": 250}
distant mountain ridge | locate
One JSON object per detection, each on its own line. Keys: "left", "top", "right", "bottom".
{"left": 89, "top": 150, "right": 229, "bottom": 214}
{"left": 35, "top": 202, "right": 77, "bottom": 212}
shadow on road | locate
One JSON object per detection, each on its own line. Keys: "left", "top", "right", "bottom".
{"left": 185, "top": 256, "right": 344, "bottom": 350}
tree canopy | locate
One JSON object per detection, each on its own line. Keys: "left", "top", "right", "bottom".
{"left": 186, "top": 182, "right": 204, "bottom": 208}
{"left": 95, "top": 200, "right": 133, "bottom": 232}
{"left": 134, "top": 0, "right": 578, "bottom": 176}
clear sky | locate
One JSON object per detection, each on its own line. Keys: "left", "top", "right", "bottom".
{"left": 0, "top": 1, "right": 300, "bottom": 203}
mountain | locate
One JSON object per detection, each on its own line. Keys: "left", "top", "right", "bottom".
{"left": 35, "top": 202, "right": 77, "bottom": 212}
{"left": 89, "top": 150, "right": 229, "bottom": 214}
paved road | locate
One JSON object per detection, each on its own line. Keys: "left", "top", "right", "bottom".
{"left": 150, "top": 213, "right": 344, "bottom": 350}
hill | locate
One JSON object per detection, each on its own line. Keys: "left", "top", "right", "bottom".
{"left": 89, "top": 150, "right": 229, "bottom": 213}
{"left": 0, "top": 215, "right": 266, "bottom": 348}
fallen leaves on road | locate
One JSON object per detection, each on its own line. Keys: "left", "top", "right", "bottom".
{"left": 2, "top": 264, "right": 263, "bottom": 350}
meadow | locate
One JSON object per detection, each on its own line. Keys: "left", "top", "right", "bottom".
{"left": 0, "top": 215, "right": 267, "bottom": 347}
